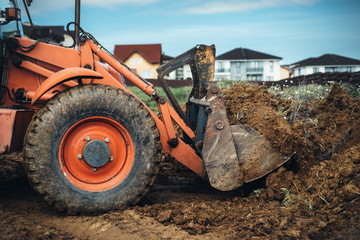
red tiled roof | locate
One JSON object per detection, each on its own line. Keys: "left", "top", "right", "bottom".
{"left": 113, "top": 44, "right": 162, "bottom": 64}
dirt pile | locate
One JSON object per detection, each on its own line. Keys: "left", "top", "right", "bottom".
{"left": 223, "top": 83, "right": 360, "bottom": 238}
{"left": 224, "top": 84, "right": 314, "bottom": 170}
{"left": 225, "top": 83, "right": 360, "bottom": 169}
{"left": 139, "top": 83, "right": 360, "bottom": 238}
{"left": 304, "top": 84, "right": 360, "bottom": 156}
{"left": 133, "top": 83, "right": 360, "bottom": 238}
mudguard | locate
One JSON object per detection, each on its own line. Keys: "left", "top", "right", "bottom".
{"left": 31, "top": 67, "right": 103, "bottom": 105}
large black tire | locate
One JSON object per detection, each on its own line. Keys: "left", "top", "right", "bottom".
{"left": 23, "top": 85, "right": 162, "bottom": 214}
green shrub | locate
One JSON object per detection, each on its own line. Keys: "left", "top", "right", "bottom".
{"left": 127, "top": 86, "right": 192, "bottom": 113}
{"left": 342, "top": 84, "right": 360, "bottom": 98}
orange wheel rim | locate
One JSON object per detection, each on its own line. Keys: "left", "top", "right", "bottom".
{"left": 58, "top": 116, "right": 134, "bottom": 191}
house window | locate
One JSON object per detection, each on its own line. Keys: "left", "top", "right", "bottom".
{"left": 176, "top": 68, "right": 183, "bottom": 79}
{"left": 313, "top": 67, "right": 319, "bottom": 73}
{"left": 339, "top": 67, "right": 347, "bottom": 72}
{"left": 346, "top": 67, "right": 353, "bottom": 72}
{"left": 236, "top": 62, "right": 241, "bottom": 73}
{"left": 325, "top": 67, "right": 338, "bottom": 72}
{"left": 246, "top": 61, "right": 263, "bottom": 72}
{"left": 247, "top": 74, "right": 262, "bottom": 81}
{"left": 266, "top": 76, "right": 274, "bottom": 81}
{"left": 297, "top": 69, "right": 301, "bottom": 76}
{"left": 130, "top": 58, "right": 136, "bottom": 64}
{"left": 138, "top": 58, "right": 143, "bottom": 64}
{"left": 142, "top": 70, "right": 152, "bottom": 78}
{"left": 217, "top": 62, "right": 225, "bottom": 72}
{"left": 270, "top": 61, "right": 274, "bottom": 73}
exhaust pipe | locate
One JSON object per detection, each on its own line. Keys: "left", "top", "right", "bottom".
{"left": 75, "top": 0, "right": 81, "bottom": 49}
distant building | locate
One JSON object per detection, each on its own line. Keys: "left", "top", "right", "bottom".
{"left": 160, "top": 55, "right": 192, "bottom": 80}
{"left": 161, "top": 54, "right": 176, "bottom": 79}
{"left": 113, "top": 44, "right": 190, "bottom": 80}
{"left": 114, "top": 44, "right": 164, "bottom": 79}
{"left": 280, "top": 66, "right": 294, "bottom": 80}
{"left": 214, "top": 48, "right": 282, "bottom": 81}
{"left": 291, "top": 54, "right": 360, "bottom": 77}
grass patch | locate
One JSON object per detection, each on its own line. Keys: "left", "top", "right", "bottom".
{"left": 127, "top": 86, "right": 192, "bottom": 113}
{"left": 216, "top": 80, "right": 248, "bottom": 89}
{"left": 269, "top": 84, "right": 332, "bottom": 102}
{"left": 269, "top": 83, "right": 359, "bottom": 101}
{"left": 342, "top": 84, "right": 360, "bottom": 98}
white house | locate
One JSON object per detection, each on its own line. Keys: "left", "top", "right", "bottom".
{"left": 214, "top": 48, "right": 282, "bottom": 81}
{"left": 161, "top": 55, "right": 192, "bottom": 80}
{"left": 291, "top": 54, "right": 360, "bottom": 77}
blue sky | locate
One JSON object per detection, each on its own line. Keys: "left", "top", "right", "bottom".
{"left": 20, "top": 0, "right": 360, "bottom": 64}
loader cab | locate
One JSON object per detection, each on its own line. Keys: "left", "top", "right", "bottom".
{"left": 0, "top": 0, "right": 23, "bottom": 39}
{"left": 0, "top": 0, "right": 22, "bottom": 93}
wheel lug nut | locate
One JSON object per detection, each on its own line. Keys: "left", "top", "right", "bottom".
{"left": 85, "top": 136, "right": 90, "bottom": 141}
{"left": 92, "top": 168, "right": 97, "bottom": 172}
{"left": 77, "top": 154, "right": 82, "bottom": 159}
{"left": 105, "top": 138, "right": 110, "bottom": 143}
{"left": 110, "top": 156, "right": 113, "bottom": 162}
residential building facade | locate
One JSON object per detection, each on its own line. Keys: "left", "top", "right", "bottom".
{"left": 280, "top": 66, "right": 294, "bottom": 80}
{"left": 113, "top": 44, "right": 191, "bottom": 80}
{"left": 214, "top": 48, "right": 282, "bottom": 81}
{"left": 114, "top": 44, "right": 163, "bottom": 79}
{"left": 291, "top": 54, "right": 360, "bottom": 77}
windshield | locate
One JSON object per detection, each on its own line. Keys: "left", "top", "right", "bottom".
{"left": 0, "top": 0, "right": 22, "bottom": 39}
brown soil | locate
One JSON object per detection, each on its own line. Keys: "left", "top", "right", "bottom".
{"left": 1, "top": 84, "right": 359, "bottom": 239}
{"left": 0, "top": 152, "right": 25, "bottom": 182}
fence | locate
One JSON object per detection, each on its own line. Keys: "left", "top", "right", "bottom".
{"left": 125, "top": 72, "right": 360, "bottom": 89}
{"left": 254, "top": 71, "right": 360, "bottom": 89}
{"left": 124, "top": 78, "right": 193, "bottom": 88}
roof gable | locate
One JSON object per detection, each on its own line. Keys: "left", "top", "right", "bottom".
{"left": 216, "top": 48, "right": 282, "bottom": 60}
{"left": 292, "top": 54, "right": 360, "bottom": 67}
{"left": 114, "top": 44, "right": 162, "bottom": 64}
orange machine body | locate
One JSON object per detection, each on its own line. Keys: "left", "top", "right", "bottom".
{"left": 0, "top": 37, "right": 204, "bottom": 176}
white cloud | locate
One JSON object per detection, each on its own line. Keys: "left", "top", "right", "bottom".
{"left": 181, "top": 0, "right": 319, "bottom": 15}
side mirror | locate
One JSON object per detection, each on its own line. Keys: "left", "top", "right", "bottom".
{"left": 5, "top": 8, "right": 21, "bottom": 22}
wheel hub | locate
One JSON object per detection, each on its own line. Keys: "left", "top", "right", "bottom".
{"left": 59, "top": 116, "right": 134, "bottom": 190}
{"left": 82, "top": 139, "right": 111, "bottom": 168}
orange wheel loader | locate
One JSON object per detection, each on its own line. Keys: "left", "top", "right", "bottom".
{"left": 0, "top": 0, "right": 290, "bottom": 214}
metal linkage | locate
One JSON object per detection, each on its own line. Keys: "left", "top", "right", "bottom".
{"left": 156, "top": 45, "right": 216, "bottom": 130}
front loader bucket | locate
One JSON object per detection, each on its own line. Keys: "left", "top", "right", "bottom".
{"left": 230, "top": 125, "right": 291, "bottom": 183}
{"left": 202, "top": 86, "right": 292, "bottom": 191}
